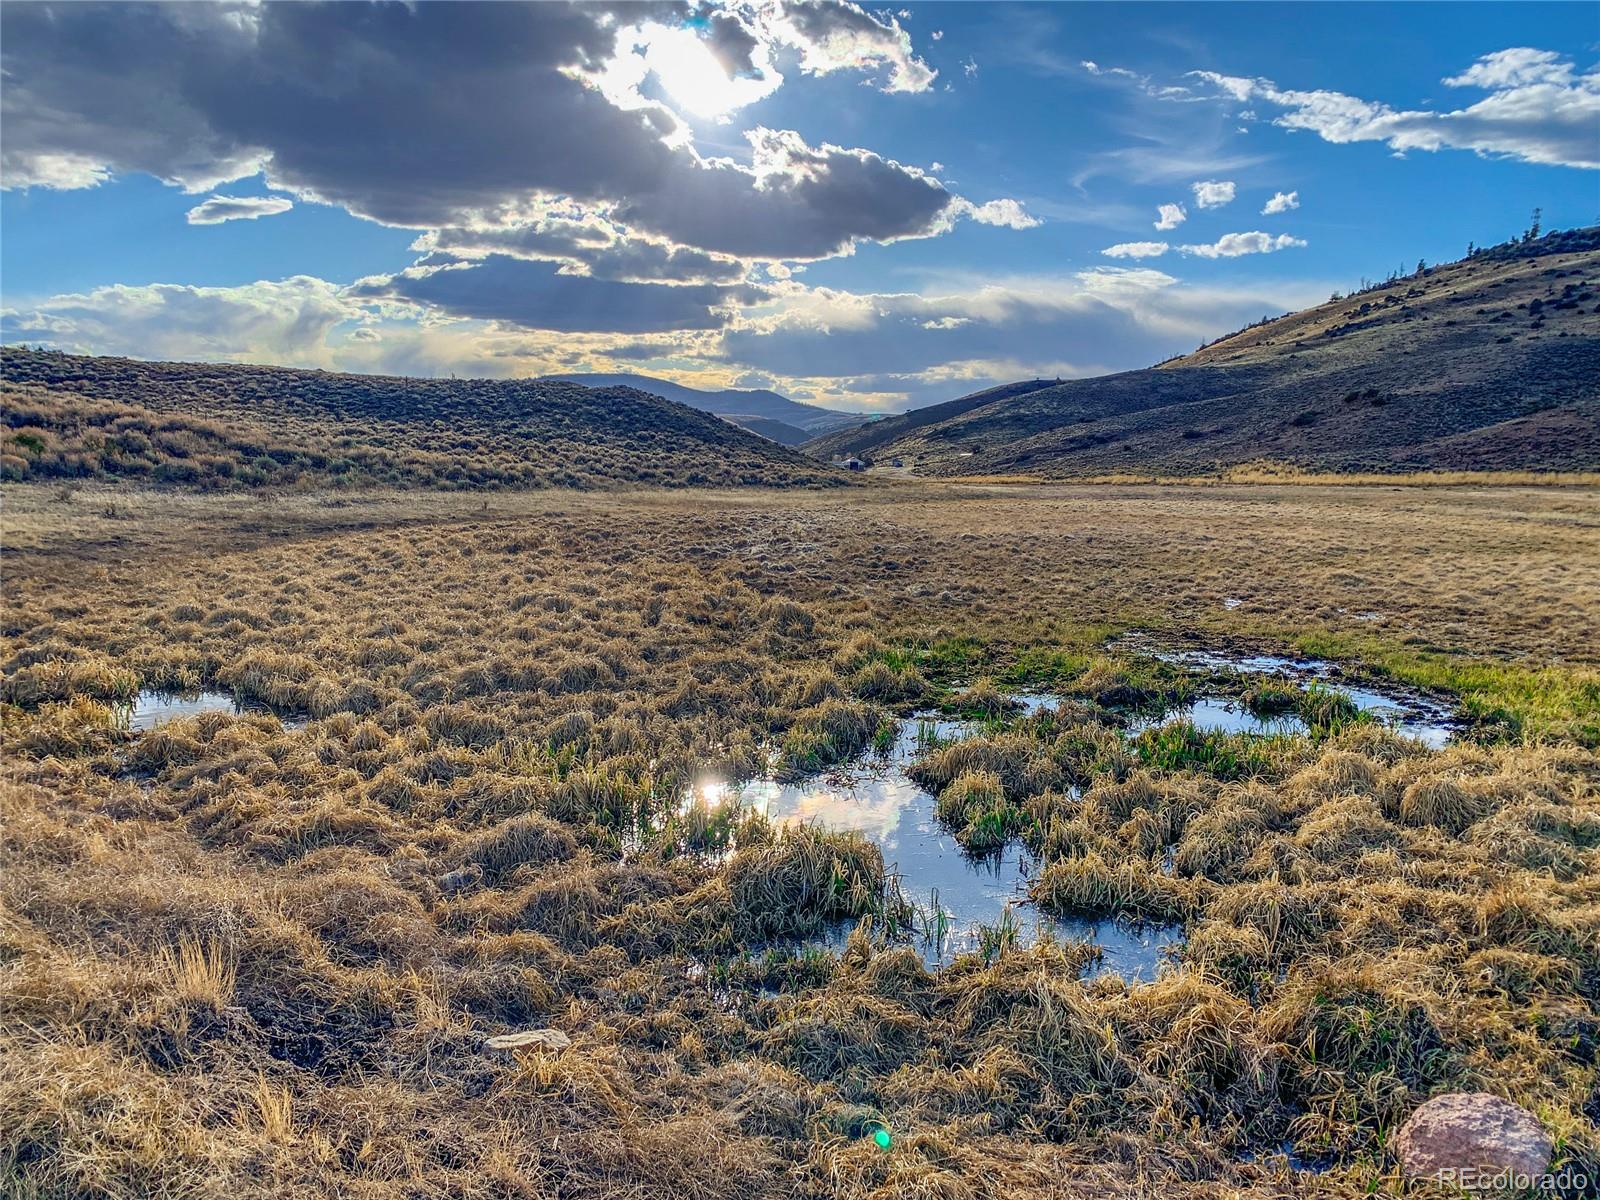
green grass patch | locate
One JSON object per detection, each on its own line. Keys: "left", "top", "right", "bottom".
{"left": 1291, "top": 630, "right": 1600, "bottom": 746}
{"left": 1132, "top": 721, "right": 1285, "bottom": 779}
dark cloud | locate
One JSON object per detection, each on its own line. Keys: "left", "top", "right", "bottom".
{"left": 353, "top": 255, "right": 763, "bottom": 334}
{"left": 1, "top": 1, "right": 956, "bottom": 258}
{"left": 619, "top": 129, "right": 951, "bottom": 259}
{"left": 704, "top": 11, "right": 762, "bottom": 77}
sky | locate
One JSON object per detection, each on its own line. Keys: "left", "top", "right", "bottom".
{"left": 2, "top": 2, "right": 1597, "bottom": 413}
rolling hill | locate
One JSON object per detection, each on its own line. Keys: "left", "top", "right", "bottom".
{"left": 0, "top": 350, "right": 847, "bottom": 490}
{"left": 539, "top": 372, "right": 865, "bottom": 437}
{"left": 807, "top": 227, "right": 1600, "bottom": 477}
{"left": 714, "top": 414, "right": 814, "bottom": 446}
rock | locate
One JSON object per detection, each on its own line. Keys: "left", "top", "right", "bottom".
{"left": 1395, "top": 1093, "right": 1552, "bottom": 1186}
{"left": 436, "top": 863, "right": 483, "bottom": 897}
{"left": 482, "top": 1028, "right": 571, "bottom": 1055}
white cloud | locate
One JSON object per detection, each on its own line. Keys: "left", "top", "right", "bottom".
{"left": 1180, "top": 231, "right": 1306, "bottom": 258}
{"left": 1261, "top": 190, "right": 1299, "bottom": 215}
{"left": 1101, "top": 241, "right": 1170, "bottom": 259}
{"left": 1, "top": 276, "right": 359, "bottom": 363}
{"left": 185, "top": 194, "right": 294, "bottom": 225}
{"left": 959, "top": 198, "right": 1043, "bottom": 229}
{"left": 1443, "top": 47, "right": 1576, "bottom": 90}
{"left": 1191, "top": 179, "right": 1236, "bottom": 208}
{"left": 718, "top": 267, "right": 1330, "bottom": 408}
{"left": 1192, "top": 48, "right": 1600, "bottom": 170}
{"left": 774, "top": 0, "right": 936, "bottom": 94}
{"left": 1154, "top": 202, "right": 1187, "bottom": 230}
{"left": 3, "top": 152, "right": 113, "bottom": 190}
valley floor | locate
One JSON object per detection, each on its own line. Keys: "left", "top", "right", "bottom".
{"left": 3, "top": 479, "right": 1598, "bottom": 1198}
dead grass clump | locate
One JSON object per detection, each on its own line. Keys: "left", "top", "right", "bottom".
{"left": 544, "top": 709, "right": 593, "bottom": 749}
{"left": 1262, "top": 961, "right": 1458, "bottom": 1148}
{"left": 1293, "top": 796, "right": 1398, "bottom": 865}
{"left": 448, "top": 812, "right": 576, "bottom": 885}
{"left": 771, "top": 988, "right": 928, "bottom": 1081}
{"left": 1206, "top": 880, "right": 1331, "bottom": 952}
{"left": 1464, "top": 947, "right": 1581, "bottom": 1002}
{"left": 759, "top": 597, "right": 816, "bottom": 635}
{"left": 849, "top": 658, "right": 929, "bottom": 703}
{"left": 707, "top": 1058, "right": 819, "bottom": 1138}
{"left": 910, "top": 731, "right": 1066, "bottom": 799}
{"left": 1476, "top": 886, "right": 1586, "bottom": 959}
{"left": 951, "top": 677, "right": 1017, "bottom": 719}
{"left": 2, "top": 697, "right": 124, "bottom": 759}
{"left": 778, "top": 698, "right": 882, "bottom": 776}
{"left": 1468, "top": 802, "right": 1591, "bottom": 878}
{"left": 727, "top": 826, "right": 885, "bottom": 939}
{"left": 1181, "top": 920, "right": 1272, "bottom": 986}
{"left": 0, "top": 654, "right": 139, "bottom": 705}
{"left": 1030, "top": 853, "right": 1193, "bottom": 922}
{"left": 278, "top": 868, "right": 435, "bottom": 967}
{"left": 1285, "top": 748, "right": 1379, "bottom": 804}
{"left": 948, "top": 963, "right": 1135, "bottom": 1132}
{"left": 1172, "top": 804, "right": 1266, "bottom": 880}
{"left": 1122, "top": 972, "right": 1279, "bottom": 1119}
{"left": 1084, "top": 770, "right": 1164, "bottom": 823}
{"left": 934, "top": 770, "right": 1006, "bottom": 839}
{"left": 157, "top": 934, "right": 238, "bottom": 1011}
{"left": 1397, "top": 774, "right": 1498, "bottom": 833}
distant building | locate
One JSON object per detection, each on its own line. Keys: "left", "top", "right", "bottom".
{"left": 842, "top": 457, "right": 865, "bottom": 471}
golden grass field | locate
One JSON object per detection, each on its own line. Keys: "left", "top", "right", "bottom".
{"left": 4, "top": 478, "right": 1598, "bottom": 1199}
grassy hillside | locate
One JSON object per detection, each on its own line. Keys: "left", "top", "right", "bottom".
{"left": 805, "top": 378, "right": 1059, "bottom": 461}
{"left": 540, "top": 371, "right": 864, "bottom": 435}
{"left": 0, "top": 350, "right": 846, "bottom": 490}
{"left": 720, "top": 414, "right": 813, "bottom": 445}
{"left": 820, "top": 228, "right": 1600, "bottom": 477}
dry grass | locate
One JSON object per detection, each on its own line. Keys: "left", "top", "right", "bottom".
{"left": 2, "top": 477, "right": 1597, "bottom": 1198}
{"left": 1, "top": 348, "right": 845, "bottom": 491}
{"left": 954, "top": 467, "right": 1600, "bottom": 487}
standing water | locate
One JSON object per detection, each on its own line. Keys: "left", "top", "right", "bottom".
{"left": 115, "top": 690, "right": 306, "bottom": 731}
{"left": 705, "top": 713, "right": 1182, "bottom": 976}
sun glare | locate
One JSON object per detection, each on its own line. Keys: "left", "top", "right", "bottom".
{"left": 640, "top": 23, "right": 768, "bottom": 119}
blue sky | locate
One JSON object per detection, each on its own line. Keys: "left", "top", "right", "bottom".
{"left": 3, "top": 1, "right": 1596, "bottom": 411}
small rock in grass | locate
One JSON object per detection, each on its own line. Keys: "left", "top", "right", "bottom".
{"left": 482, "top": 1028, "right": 571, "bottom": 1055}
{"left": 1394, "top": 1093, "right": 1552, "bottom": 1187}
{"left": 436, "top": 864, "right": 483, "bottom": 897}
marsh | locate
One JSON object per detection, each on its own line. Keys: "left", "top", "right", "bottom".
{"left": 4, "top": 478, "right": 1597, "bottom": 1198}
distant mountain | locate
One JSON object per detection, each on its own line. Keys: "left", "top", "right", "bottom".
{"left": 541, "top": 372, "right": 865, "bottom": 435}
{"left": 808, "top": 227, "right": 1600, "bottom": 477}
{"left": 0, "top": 350, "right": 847, "bottom": 490}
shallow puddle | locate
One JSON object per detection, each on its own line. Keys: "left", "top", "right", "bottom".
{"left": 711, "top": 715, "right": 1180, "bottom": 977}
{"left": 1132, "top": 697, "right": 1309, "bottom": 738}
{"left": 116, "top": 689, "right": 305, "bottom": 731}
{"left": 1116, "top": 638, "right": 1458, "bottom": 747}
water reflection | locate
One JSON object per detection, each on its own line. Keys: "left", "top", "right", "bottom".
{"left": 720, "top": 714, "right": 1180, "bottom": 977}
{"left": 115, "top": 689, "right": 305, "bottom": 731}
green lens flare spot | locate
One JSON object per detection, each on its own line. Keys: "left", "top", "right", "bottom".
{"left": 872, "top": 1128, "right": 892, "bottom": 1150}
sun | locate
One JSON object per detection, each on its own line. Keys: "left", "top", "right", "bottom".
{"left": 639, "top": 22, "right": 771, "bottom": 120}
